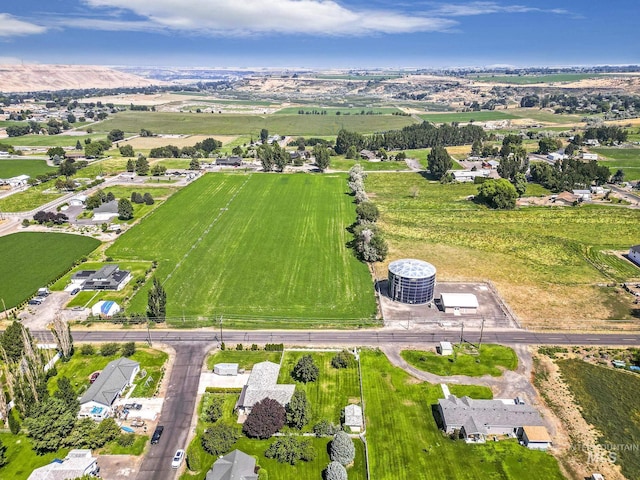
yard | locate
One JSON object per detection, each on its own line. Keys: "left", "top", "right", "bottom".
{"left": 0, "top": 433, "right": 69, "bottom": 480}
{"left": 0, "top": 179, "right": 64, "bottom": 212}
{"left": 361, "top": 349, "right": 564, "bottom": 480}
{"left": 0, "top": 232, "right": 100, "bottom": 309}
{"left": 367, "top": 172, "right": 640, "bottom": 328}
{"left": 401, "top": 344, "right": 518, "bottom": 377}
{"left": 106, "top": 173, "right": 376, "bottom": 326}
{"left": 206, "top": 350, "right": 283, "bottom": 371}
{"left": 329, "top": 157, "right": 410, "bottom": 171}
{"left": 0, "top": 159, "right": 56, "bottom": 178}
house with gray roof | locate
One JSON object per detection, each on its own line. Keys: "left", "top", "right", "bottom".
{"left": 79, "top": 357, "right": 140, "bottom": 420}
{"left": 71, "top": 264, "right": 132, "bottom": 291}
{"left": 92, "top": 200, "right": 119, "bottom": 221}
{"left": 235, "top": 361, "right": 295, "bottom": 415}
{"left": 206, "top": 450, "right": 257, "bottom": 480}
{"left": 437, "top": 395, "right": 545, "bottom": 443}
{"left": 27, "top": 449, "right": 98, "bottom": 480}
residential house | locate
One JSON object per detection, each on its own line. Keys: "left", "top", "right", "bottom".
{"left": 78, "top": 357, "right": 140, "bottom": 420}
{"left": 8, "top": 174, "right": 29, "bottom": 187}
{"left": 71, "top": 264, "right": 132, "bottom": 291}
{"left": 359, "top": 149, "right": 377, "bottom": 161}
{"left": 629, "top": 245, "right": 640, "bottom": 266}
{"left": 27, "top": 449, "right": 98, "bottom": 480}
{"left": 547, "top": 152, "right": 565, "bottom": 162}
{"left": 69, "top": 194, "right": 88, "bottom": 207}
{"left": 581, "top": 153, "right": 598, "bottom": 161}
{"left": 235, "top": 361, "right": 295, "bottom": 415}
{"left": 216, "top": 156, "right": 242, "bottom": 167}
{"left": 584, "top": 139, "right": 600, "bottom": 147}
{"left": 206, "top": 450, "right": 258, "bottom": 480}
{"left": 344, "top": 404, "right": 363, "bottom": 433}
{"left": 451, "top": 170, "right": 489, "bottom": 183}
{"left": 590, "top": 186, "right": 607, "bottom": 195}
{"left": 92, "top": 200, "right": 119, "bottom": 221}
{"left": 553, "top": 192, "right": 578, "bottom": 206}
{"left": 572, "top": 189, "right": 592, "bottom": 201}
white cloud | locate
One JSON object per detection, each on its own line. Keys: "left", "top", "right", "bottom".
{"left": 0, "top": 13, "right": 47, "bottom": 37}
{"left": 74, "top": 0, "right": 456, "bottom": 36}
{"left": 428, "top": 2, "right": 569, "bottom": 17}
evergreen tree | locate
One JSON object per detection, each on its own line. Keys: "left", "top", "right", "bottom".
{"left": 118, "top": 198, "right": 133, "bottom": 220}
{"left": 427, "top": 146, "right": 453, "bottom": 180}
{"left": 54, "top": 377, "right": 79, "bottom": 413}
{"left": 147, "top": 277, "right": 167, "bottom": 322}
{"left": 292, "top": 355, "right": 319, "bottom": 383}
{"left": 286, "top": 389, "right": 310, "bottom": 429}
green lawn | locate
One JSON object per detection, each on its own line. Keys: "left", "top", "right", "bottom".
{"left": 0, "top": 179, "right": 64, "bottom": 212}
{"left": 420, "top": 111, "right": 518, "bottom": 123}
{"left": 367, "top": 173, "right": 640, "bottom": 326}
{"left": 401, "top": 344, "right": 518, "bottom": 377}
{"left": 0, "top": 159, "right": 56, "bottom": 178}
{"left": 506, "top": 109, "right": 582, "bottom": 124}
{"left": 99, "top": 434, "right": 147, "bottom": 455}
{"left": 329, "top": 157, "right": 410, "bottom": 171}
{"left": 0, "top": 433, "right": 69, "bottom": 480}
{"left": 403, "top": 148, "right": 464, "bottom": 169}
{"left": 206, "top": 350, "right": 283, "bottom": 371}
{"left": 0, "top": 232, "right": 100, "bottom": 309}
{"left": 77, "top": 158, "right": 130, "bottom": 177}
{"left": 277, "top": 351, "right": 361, "bottom": 428}
{"left": 591, "top": 147, "right": 640, "bottom": 180}
{"left": 558, "top": 358, "right": 640, "bottom": 480}
{"left": 106, "top": 173, "right": 376, "bottom": 326}
{"left": 94, "top": 111, "right": 418, "bottom": 136}
{"left": 361, "top": 350, "right": 564, "bottom": 480}
{"left": 470, "top": 73, "right": 600, "bottom": 84}
{"left": 48, "top": 347, "right": 168, "bottom": 398}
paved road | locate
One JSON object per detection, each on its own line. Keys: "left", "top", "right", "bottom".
{"left": 136, "top": 341, "right": 211, "bottom": 480}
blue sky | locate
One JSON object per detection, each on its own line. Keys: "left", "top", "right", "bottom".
{"left": 0, "top": 1, "right": 638, "bottom": 68}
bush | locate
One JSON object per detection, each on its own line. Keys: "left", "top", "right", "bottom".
{"left": 330, "top": 431, "right": 355, "bottom": 465}
{"left": 324, "top": 461, "right": 348, "bottom": 480}
{"left": 313, "top": 420, "right": 340, "bottom": 437}
{"left": 100, "top": 343, "right": 119, "bottom": 356}
{"left": 258, "top": 468, "right": 268, "bottom": 480}
{"left": 8, "top": 408, "right": 21, "bottom": 434}
{"left": 121, "top": 342, "right": 136, "bottom": 357}
{"left": 236, "top": 344, "right": 243, "bottom": 351}
{"left": 265, "top": 343, "right": 284, "bottom": 351}
{"left": 292, "top": 355, "right": 319, "bottom": 383}
{"left": 251, "top": 344, "right": 258, "bottom": 351}
{"left": 186, "top": 442, "right": 203, "bottom": 471}
{"left": 204, "top": 387, "right": 242, "bottom": 394}
{"left": 201, "top": 423, "right": 240, "bottom": 456}
{"left": 242, "top": 398, "right": 286, "bottom": 439}
{"left": 205, "top": 395, "right": 225, "bottom": 423}
{"left": 331, "top": 350, "right": 355, "bottom": 369}
{"left": 80, "top": 344, "right": 95, "bottom": 355}
{"left": 117, "top": 433, "right": 135, "bottom": 447}
{"left": 264, "top": 436, "right": 316, "bottom": 465}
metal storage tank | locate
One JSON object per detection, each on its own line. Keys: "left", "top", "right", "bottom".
{"left": 388, "top": 259, "right": 436, "bottom": 304}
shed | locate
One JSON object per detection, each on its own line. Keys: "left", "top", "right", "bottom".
{"left": 439, "top": 341, "right": 453, "bottom": 356}
{"left": 214, "top": 363, "right": 239, "bottom": 376}
{"left": 582, "top": 153, "right": 598, "bottom": 161}
{"left": 521, "top": 425, "right": 552, "bottom": 450}
{"left": 629, "top": 245, "right": 640, "bottom": 266}
{"left": 590, "top": 474, "right": 605, "bottom": 480}
{"left": 440, "top": 293, "right": 479, "bottom": 314}
{"left": 69, "top": 195, "right": 88, "bottom": 207}
{"left": 344, "top": 404, "right": 363, "bottom": 433}
{"left": 91, "top": 300, "right": 121, "bottom": 318}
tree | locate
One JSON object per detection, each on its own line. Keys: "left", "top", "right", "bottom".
{"left": 126, "top": 159, "right": 135, "bottom": 172}
{"left": 151, "top": 164, "right": 167, "bottom": 176}
{"left": 23, "top": 397, "right": 77, "bottom": 453}
{"left": 260, "top": 128, "right": 269, "bottom": 144}
{"left": 131, "top": 192, "right": 144, "bottom": 204}
{"left": 75, "top": 140, "right": 82, "bottom": 150}
{"left": 107, "top": 129, "right": 125, "bottom": 142}
{"left": 54, "top": 377, "right": 79, "bottom": 413}
{"left": 135, "top": 156, "right": 149, "bottom": 176}
{"left": 118, "top": 198, "right": 133, "bottom": 220}
{"left": 353, "top": 224, "right": 388, "bottom": 262}
{"left": 286, "top": 389, "right": 310, "bottom": 429}
{"left": 67, "top": 113, "right": 76, "bottom": 124}
{"left": 51, "top": 316, "right": 73, "bottom": 360}
{"left": 345, "top": 145, "right": 358, "bottom": 159}
{"left": 0, "top": 321, "right": 30, "bottom": 363}
{"left": 121, "top": 342, "right": 136, "bottom": 357}
{"left": 313, "top": 420, "right": 339, "bottom": 437}
{"left": 324, "top": 461, "right": 348, "bottom": 480}
{"left": 59, "top": 159, "right": 78, "bottom": 176}
{"left": 143, "top": 192, "right": 155, "bottom": 205}
{"left": 292, "top": 355, "right": 319, "bottom": 383}
{"left": 47, "top": 146, "right": 65, "bottom": 159}
{"left": 147, "top": 277, "right": 167, "bottom": 322}
{"left": 513, "top": 172, "right": 528, "bottom": 198}
{"left": 106, "top": 191, "right": 115, "bottom": 202}
{"left": 0, "top": 438, "right": 6, "bottom": 468}
{"left": 264, "top": 436, "right": 316, "bottom": 465}
{"left": 355, "top": 201, "right": 379, "bottom": 223}
{"left": 205, "top": 396, "right": 225, "bottom": 423}
{"left": 258, "top": 144, "right": 274, "bottom": 172}
{"left": 84, "top": 141, "right": 105, "bottom": 158}
{"left": 471, "top": 139, "right": 483, "bottom": 157}
{"left": 201, "top": 423, "right": 240, "bottom": 456}
{"left": 119, "top": 144, "right": 135, "bottom": 157}
{"left": 612, "top": 169, "right": 625, "bottom": 184}
{"left": 476, "top": 179, "right": 518, "bottom": 210}
{"left": 537, "top": 137, "right": 562, "bottom": 155}
{"left": 273, "top": 143, "right": 288, "bottom": 172}
{"left": 8, "top": 408, "right": 21, "bottom": 434}
{"left": 140, "top": 128, "right": 153, "bottom": 137}
{"left": 331, "top": 350, "right": 355, "bottom": 369}
{"left": 100, "top": 343, "right": 119, "bottom": 356}
{"left": 189, "top": 158, "right": 200, "bottom": 170}
{"left": 427, "top": 146, "right": 453, "bottom": 180}
{"left": 242, "top": 398, "right": 286, "bottom": 439}
{"left": 313, "top": 145, "right": 331, "bottom": 172}
{"left": 330, "top": 431, "right": 355, "bottom": 465}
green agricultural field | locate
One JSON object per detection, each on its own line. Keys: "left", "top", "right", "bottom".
{"left": 420, "top": 111, "right": 518, "bottom": 123}
{"left": 329, "top": 157, "right": 409, "bottom": 171}
{"left": 0, "top": 133, "right": 106, "bottom": 147}
{"left": 558, "top": 359, "right": 640, "bottom": 480}
{"left": 0, "top": 232, "right": 100, "bottom": 309}
{"left": 367, "top": 173, "right": 640, "bottom": 328}
{"left": 275, "top": 106, "right": 401, "bottom": 115}
{"left": 401, "top": 344, "right": 518, "bottom": 377}
{"left": 206, "top": 350, "right": 283, "bottom": 370}
{"left": 95, "top": 111, "right": 417, "bottom": 136}
{"left": 0, "top": 433, "right": 69, "bottom": 480}
{"left": 0, "top": 179, "right": 64, "bottom": 212}
{"left": 106, "top": 173, "right": 376, "bottom": 326}
{"left": 362, "top": 350, "right": 564, "bottom": 480}
{"left": 470, "top": 73, "right": 600, "bottom": 84}
{"left": 0, "top": 159, "right": 56, "bottom": 178}
{"left": 591, "top": 147, "right": 640, "bottom": 180}
{"left": 278, "top": 351, "right": 361, "bottom": 428}
{"left": 403, "top": 148, "right": 464, "bottom": 169}
{"left": 507, "top": 108, "right": 582, "bottom": 124}
{"left": 76, "top": 158, "right": 130, "bottom": 177}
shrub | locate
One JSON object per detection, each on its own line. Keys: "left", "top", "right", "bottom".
{"left": 292, "top": 355, "right": 319, "bottom": 383}
{"left": 201, "top": 423, "right": 240, "bottom": 456}
{"left": 313, "top": 419, "right": 340, "bottom": 437}
{"left": 258, "top": 468, "right": 268, "bottom": 480}
{"left": 186, "top": 442, "right": 203, "bottom": 471}
{"left": 330, "top": 431, "right": 355, "bottom": 465}
{"left": 8, "top": 408, "right": 21, "bottom": 434}
{"left": 331, "top": 350, "right": 355, "bottom": 369}
{"left": 324, "top": 461, "right": 348, "bottom": 480}
{"left": 204, "top": 387, "right": 242, "bottom": 394}
{"left": 236, "top": 344, "right": 243, "bottom": 351}
{"left": 251, "top": 344, "right": 258, "bottom": 351}
{"left": 204, "top": 395, "right": 225, "bottom": 423}
{"left": 242, "top": 398, "right": 286, "bottom": 439}
{"left": 264, "top": 436, "right": 316, "bottom": 465}
{"left": 80, "top": 344, "right": 95, "bottom": 355}
{"left": 264, "top": 343, "right": 283, "bottom": 351}
{"left": 100, "top": 343, "right": 119, "bottom": 356}
{"left": 117, "top": 433, "right": 135, "bottom": 447}
{"left": 121, "top": 342, "right": 136, "bottom": 357}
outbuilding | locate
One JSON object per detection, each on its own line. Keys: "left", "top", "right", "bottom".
{"left": 439, "top": 341, "right": 453, "bottom": 356}
{"left": 440, "top": 293, "right": 479, "bottom": 314}
{"left": 343, "top": 404, "right": 363, "bottom": 433}
{"left": 91, "top": 300, "right": 121, "bottom": 318}
{"left": 629, "top": 245, "right": 640, "bottom": 266}
{"left": 69, "top": 195, "right": 88, "bottom": 207}
{"left": 521, "top": 425, "right": 552, "bottom": 450}
{"left": 214, "top": 363, "right": 239, "bottom": 376}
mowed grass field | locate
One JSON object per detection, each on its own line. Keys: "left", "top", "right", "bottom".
{"left": 106, "top": 173, "right": 376, "bottom": 325}
{"left": 558, "top": 359, "right": 640, "bottom": 479}
{"left": 367, "top": 173, "right": 640, "bottom": 328}
{"left": 420, "top": 111, "right": 518, "bottom": 123}
{"left": 94, "top": 111, "right": 417, "bottom": 136}
{"left": 361, "top": 350, "right": 564, "bottom": 480}
{"left": 0, "top": 159, "right": 56, "bottom": 178}
{"left": 591, "top": 147, "right": 640, "bottom": 180}
{"left": 0, "top": 133, "right": 106, "bottom": 147}
{"left": 0, "top": 232, "right": 100, "bottom": 308}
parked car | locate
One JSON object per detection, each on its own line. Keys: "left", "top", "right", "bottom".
{"left": 70, "top": 287, "right": 81, "bottom": 295}
{"left": 151, "top": 425, "right": 164, "bottom": 444}
{"left": 124, "top": 403, "right": 142, "bottom": 410}
{"left": 171, "top": 449, "right": 185, "bottom": 468}
{"left": 28, "top": 298, "right": 43, "bottom": 305}
{"left": 89, "top": 372, "right": 100, "bottom": 384}
{"left": 36, "top": 288, "right": 50, "bottom": 297}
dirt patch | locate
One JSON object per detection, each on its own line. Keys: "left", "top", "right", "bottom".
{"left": 97, "top": 454, "right": 144, "bottom": 479}
{"left": 122, "top": 134, "right": 237, "bottom": 149}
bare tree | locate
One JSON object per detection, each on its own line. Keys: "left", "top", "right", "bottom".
{"left": 51, "top": 316, "right": 73, "bottom": 359}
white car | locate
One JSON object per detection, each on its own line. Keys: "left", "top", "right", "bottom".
{"left": 171, "top": 449, "right": 185, "bottom": 468}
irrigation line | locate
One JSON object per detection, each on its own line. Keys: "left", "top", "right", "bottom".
{"left": 162, "top": 174, "right": 253, "bottom": 286}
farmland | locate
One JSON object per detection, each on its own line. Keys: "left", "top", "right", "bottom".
{"left": 420, "top": 111, "right": 518, "bottom": 123}
{"left": 366, "top": 173, "right": 640, "bottom": 328}
{"left": 94, "top": 111, "right": 417, "bottom": 136}
{"left": 361, "top": 350, "right": 564, "bottom": 479}
{"left": 558, "top": 358, "right": 640, "bottom": 480}
{"left": 275, "top": 106, "right": 401, "bottom": 115}
{"left": 0, "top": 159, "right": 56, "bottom": 178}
{"left": 106, "top": 173, "right": 376, "bottom": 325}
{"left": 0, "top": 133, "right": 106, "bottom": 147}
{"left": 591, "top": 147, "right": 640, "bottom": 180}
{"left": 470, "top": 73, "right": 601, "bottom": 84}
{"left": 0, "top": 179, "right": 64, "bottom": 212}
{"left": 0, "top": 232, "right": 100, "bottom": 309}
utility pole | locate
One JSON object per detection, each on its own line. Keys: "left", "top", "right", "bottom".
{"left": 478, "top": 317, "right": 485, "bottom": 352}
{"left": 219, "top": 315, "right": 223, "bottom": 345}
{"left": 1, "top": 298, "right": 8, "bottom": 320}
{"left": 147, "top": 319, "right": 152, "bottom": 347}
{"left": 459, "top": 322, "right": 464, "bottom": 346}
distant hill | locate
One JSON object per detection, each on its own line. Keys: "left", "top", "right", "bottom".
{"left": 0, "top": 64, "right": 163, "bottom": 93}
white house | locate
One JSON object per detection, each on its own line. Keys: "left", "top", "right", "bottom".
{"left": 440, "top": 293, "right": 479, "bottom": 315}
{"left": 572, "top": 189, "right": 592, "bottom": 201}
{"left": 582, "top": 152, "right": 598, "bottom": 161}
{"left": 8, "top": 174, "right": 29, "bottom": 187}
{"left": 0, "top": 151, "right": 9, "bottom": 158}
{"left": 69, "top": 194, "right": 88, "bottom": 207}
{"left": 27, "top": 449, "right": 98, "bottom": 480}
{"left": 91, "top": 300, "right": 121, "bottom": 318}
{"left": 78, "top": 357, "right": 140, "bottom": 420}
{"left": 629, "top": 245, "right": 640, "bottom": 266}
{"left": 439, "top": 341, "right": 454, "bottom": 356}
{"left": 344, "top": 404, "right": 363, "bottom": 433}
{"left": 547, "top": 152, "right": 565, "bottom": 162}
{"left": 451, "top": 170, "right": 490, "bottom": 183}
